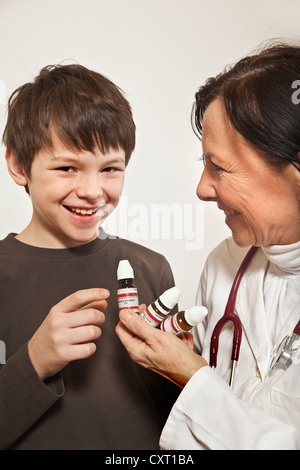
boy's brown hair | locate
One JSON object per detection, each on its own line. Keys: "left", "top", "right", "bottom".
{"left": 3, "top": 64, "right": 136, "bottom": 192}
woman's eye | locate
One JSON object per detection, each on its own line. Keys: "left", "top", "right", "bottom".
{"left": 200, "top": 154, "right": 225, "bottom": 174}
{"left": 206, "top": 158, "right": 224, "bottom": 174}
{"left": 211, "top": 162, "right": 224, "bottom": 173}
{"left": 201, "top": 156, "right": 224, "bottom": 173}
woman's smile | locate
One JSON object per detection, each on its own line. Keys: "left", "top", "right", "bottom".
{"left": 223, "top": 209, "right": 241, "bottom": 217}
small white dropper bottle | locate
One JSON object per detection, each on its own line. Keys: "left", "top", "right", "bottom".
{"left": 140, "top": 286, "right": 181, "bottom": 327}
{"left": 117, "top": 260, "right": 139, "bottom": 314}
{"left": 160, "top": 306, "right": 208, "bottom": 335}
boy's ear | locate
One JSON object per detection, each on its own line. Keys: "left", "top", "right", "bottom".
{"left": 5, "top": 149, "right": 29, "bottom": 187}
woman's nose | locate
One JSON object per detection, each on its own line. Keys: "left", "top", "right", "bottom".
{"left": 196, "top": 170, "right": 217, "bottom": 202}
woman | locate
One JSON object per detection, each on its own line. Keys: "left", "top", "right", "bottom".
{"left": 116, "top": 42, "right": 300, "bottom": 450}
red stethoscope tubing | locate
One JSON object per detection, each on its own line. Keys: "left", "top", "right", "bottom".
{"left": 209, "top": 246, "right": 259, "bottom": 370}
{"left": 209, "top": 245, "right": 300, "bottom": 385}
{"left": 294, "top": 319, "right": 300, "bottom": 336}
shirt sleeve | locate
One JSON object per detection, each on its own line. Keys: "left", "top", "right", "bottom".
{"left": 160, "top": 366, "right": 300, "bottom": 450}
{"left": 0, "top": 342, "right": 64, "bottom": 449}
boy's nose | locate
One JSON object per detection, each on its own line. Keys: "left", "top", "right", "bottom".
{"left": 76, "top": 174, "right": 103, "bottom": 201}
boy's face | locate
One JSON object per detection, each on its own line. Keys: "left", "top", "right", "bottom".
{"left": 21, "top": 134, "right": 126, "bottom": 248}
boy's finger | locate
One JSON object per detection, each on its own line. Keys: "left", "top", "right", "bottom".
{"left": 79, "top": 299, "right": 108, "bottom": 312}
{"left": 58, "top": 288, "right": 110, "bottom": 313}
{"left": 139, "top": 304, "right": 147, "bottom": 314}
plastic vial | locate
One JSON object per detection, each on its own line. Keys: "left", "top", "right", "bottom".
{"left": 117, "top": 260, "right": 140, "bottom": 314}
{"left": 160, "top": 306, "right": 208, "bottom": 335}
{"left": 140, "top": 286, "right": 181, "bottom": 327}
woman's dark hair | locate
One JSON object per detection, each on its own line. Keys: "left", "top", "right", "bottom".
{"left": 2, "top": 63, "right": 136, "bottom": 191}
{"left": 193, "top": 41, "right": 300, "bottom": 169}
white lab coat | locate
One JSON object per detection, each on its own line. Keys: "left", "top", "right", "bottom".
{"left": 160, "top": 238, "right": 300, "bottom": 450}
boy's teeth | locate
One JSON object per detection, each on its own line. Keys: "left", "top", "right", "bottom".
{"left": 69, "top": 207, "right": 98, "bottom": 215}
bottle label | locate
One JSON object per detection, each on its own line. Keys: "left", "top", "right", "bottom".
{"left": 140, "top": 304, "right": 165, "bottom": 327}
{"left": 117, "top": 288, "right": 139, "bottom": 314}
{"left": 160, "top": 315, "right": 181, "bottom": 335}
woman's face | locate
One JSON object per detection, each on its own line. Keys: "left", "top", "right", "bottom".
{"left": 196, "top": 99, "right": 300, "bottom": 247}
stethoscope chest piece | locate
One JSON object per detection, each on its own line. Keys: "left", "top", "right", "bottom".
{"left": 270, "top": 326, "right": 300, "bottom": 371}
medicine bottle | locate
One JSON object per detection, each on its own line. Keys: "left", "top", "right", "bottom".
{"left": 160, "top": 306, "right": 208, "bottom": 335}
{"left": 140, "top": 286, "right": 181, "bottom": 327}
{"left": 117, "top": 260, "right": 140, "bottom": 314}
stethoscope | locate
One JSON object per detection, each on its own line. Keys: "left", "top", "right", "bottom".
{"left": 209, "top": 246, "right": 300, "bottom": 388}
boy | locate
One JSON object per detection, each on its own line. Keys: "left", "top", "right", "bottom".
{"left": 0, "top": 64, "right": 179, "bottom": 449}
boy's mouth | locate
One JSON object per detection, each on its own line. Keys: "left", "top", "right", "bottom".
{"left": 64, "top": 206, "right": 99, "bottom": 216}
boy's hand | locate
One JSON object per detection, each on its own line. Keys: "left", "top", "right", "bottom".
{"left": 28, "top": 288, "right": 110, "bottom": 380}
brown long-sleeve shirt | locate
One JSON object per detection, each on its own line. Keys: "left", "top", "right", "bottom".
{"left": 0, "top": 232, "right": 179, "bottom": 449}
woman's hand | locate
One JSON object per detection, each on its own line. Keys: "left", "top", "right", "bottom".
{"left": 115, "top": 309, "right": 208, "bottom": 388}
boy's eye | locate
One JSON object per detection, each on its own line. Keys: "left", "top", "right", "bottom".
{"left": 102, "top": 167, "right": 116, "bottom": 173}
{"left": 58, "top": 167, "right": 74, "bottom": 172}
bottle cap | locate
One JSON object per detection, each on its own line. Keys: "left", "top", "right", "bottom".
{"left": 185, "top": 306, "right": 208, "bottom": 326}
{"left": 159, "top": 286, "right": 181, "bottom": 309}
{"left": 117, "top": 260, "right": 134, "bottom": 280}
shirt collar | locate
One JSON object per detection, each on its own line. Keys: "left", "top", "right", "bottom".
{"left": 261, "top": 240, "right": 300, "bottom": 277}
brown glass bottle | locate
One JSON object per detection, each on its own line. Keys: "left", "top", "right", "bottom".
{"left": 140, "top": 286, "right": 181, "bottom": 327}
{"left": 160, "top": 306, "right": 208, "bottom": 335}
{"left": 117, "top": 260, "right": 139, "bottom": 314}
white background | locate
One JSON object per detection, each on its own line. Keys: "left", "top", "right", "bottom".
{"left": 0, "top": 0, "right": 299, "bottom": 308}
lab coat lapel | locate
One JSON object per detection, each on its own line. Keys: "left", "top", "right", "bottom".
{"left": 235, "top": 248, "right": 271, "bottom": 379}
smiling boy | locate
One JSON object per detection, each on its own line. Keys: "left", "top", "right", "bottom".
{"left": 0, "top": 64, "right": 178, "bottom": 449}
{"left": 7, "top": 131, "right": 125, "bottom": 249}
